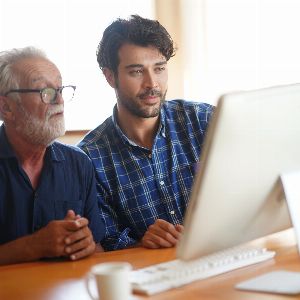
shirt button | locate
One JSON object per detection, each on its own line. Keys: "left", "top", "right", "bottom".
{"left": 160, "top": 181, "right": 165, "bottom": 186}
{"left": 148, "top": 154, "right": 152, "bottom": 158}
{"left": 170, "top": 210, "right": 175, "bottom": 215}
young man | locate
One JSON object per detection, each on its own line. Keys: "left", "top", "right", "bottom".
{"left": 0, "top": 47, "right": 104, "bottom": 265}
{"left": 78, "top": 15, "right": 214, "bottom": 251}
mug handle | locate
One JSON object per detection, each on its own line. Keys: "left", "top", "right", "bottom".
{"left": 85, "top": 272, "right": 98, "bottom": 300}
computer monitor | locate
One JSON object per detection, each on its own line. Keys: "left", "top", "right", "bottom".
{"left": 177, "top": 83, "right": 300, "bottom": 261}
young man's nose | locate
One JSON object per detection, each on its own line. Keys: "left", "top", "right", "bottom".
{"left": 142, "top": 71, "right": 158, "bottom": 89}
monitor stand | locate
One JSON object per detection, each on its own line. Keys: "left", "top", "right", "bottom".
{"left": 280, "top": 171, "right": 300, "bottom": 255}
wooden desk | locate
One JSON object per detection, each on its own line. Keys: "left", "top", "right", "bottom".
{"left": 1, "top": 229, "right": 299, "bottom": 300}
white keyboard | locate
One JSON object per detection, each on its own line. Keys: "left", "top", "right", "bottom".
{"left": 130, "top": 246, "right": 275, "bottom": 295}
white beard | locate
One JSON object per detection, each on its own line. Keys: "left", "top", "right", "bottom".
{"left": 15, "top": 104, "right": 65, "bottom": 146}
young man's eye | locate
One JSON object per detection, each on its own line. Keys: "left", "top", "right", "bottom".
{"left": 155, "top": 66, "right": 166, "bottom": 73}
{"left": 129, "top": 69, "right": 143, "bottom": 76}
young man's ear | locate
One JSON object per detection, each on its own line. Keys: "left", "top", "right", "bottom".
{"left": 103, "top": 68, "right": 117, "bottom": 88}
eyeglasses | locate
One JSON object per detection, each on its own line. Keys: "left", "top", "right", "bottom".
{"left": 4, "top": 85, "right": 76, "bottom": 104}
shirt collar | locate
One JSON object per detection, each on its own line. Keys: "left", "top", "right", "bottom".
{"left": 0, "top": 124, "right": 64, "bottom": 162}
{"left": 111, "top": 103, "right": 167, "bottom": 145}
{"left": 160, "top": 103, "right": 167, "bottom": 137}
{"left": 48, "top": 142, "right": 66, "bottom": 162}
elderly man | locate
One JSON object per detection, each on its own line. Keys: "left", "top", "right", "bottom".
{"left": 78, "top": 15, "right": 214, "bottom": 251}
{"left": 0, "top": 47, "right": 104, "bottom": 265}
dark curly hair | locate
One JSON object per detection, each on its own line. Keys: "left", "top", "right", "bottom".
{"left": 96, "top": 15, "right": 176, "bottom": 76}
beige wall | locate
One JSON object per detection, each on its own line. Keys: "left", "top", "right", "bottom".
{"left": 57, "top": 130, "right": 88, "bottom": 145}
{"left": 155, "top": 0, "right": 207, "bottom": 101}
{"left": 155, "top": 0, "right": 184, "bottom": 100}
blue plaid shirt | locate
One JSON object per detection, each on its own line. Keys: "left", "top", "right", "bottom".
{"left": 78, "top": 100, "right": 214, "bottom": 250}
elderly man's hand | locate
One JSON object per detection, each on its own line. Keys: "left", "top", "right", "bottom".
{"left": 63, "top": 210, "right": 96, "bottom": 260}
{"left": 64, "top": 219, "right": 96, "bottom": 260}
{"left": 32, "top": 210, "right": 96, "bottom": 260}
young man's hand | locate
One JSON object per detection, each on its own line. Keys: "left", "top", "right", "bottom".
{"left": 141, "top": 219, "right": 184, "bottom": 249}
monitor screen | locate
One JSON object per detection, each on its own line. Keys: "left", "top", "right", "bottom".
{"left": 177, "top": 83, "right": 300, "bottom": 261}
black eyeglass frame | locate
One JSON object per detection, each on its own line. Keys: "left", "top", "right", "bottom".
{"left": 3, "top": 85, "right": 76, "bottom": 104}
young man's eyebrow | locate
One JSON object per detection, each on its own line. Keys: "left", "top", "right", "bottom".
{"left": 125, "top": 61, "right": 167, "bottom": 69}
{"left": 155, "top": 61, "right": 167, "bottom": 66}
{"left": 125, "top": 64, "right": 144, "bottom": 69}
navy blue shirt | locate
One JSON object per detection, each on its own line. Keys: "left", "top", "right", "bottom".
{"left": 78, "top": 100, "right": 214, "bottom": 250}
{"left": 0, "top": 125, "right": 104, "bottom": 245}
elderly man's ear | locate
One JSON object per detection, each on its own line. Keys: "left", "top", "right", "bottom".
{"left": 0, "top": 96, "right": 14, "bottom": 121}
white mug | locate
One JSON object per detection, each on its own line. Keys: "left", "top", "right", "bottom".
{"left": 85, "top": 262, "right": 132, "bottom": 300}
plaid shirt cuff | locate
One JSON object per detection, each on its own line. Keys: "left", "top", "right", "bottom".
{"left": 102, "top": 228, "right": 137, "bottom": 251}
